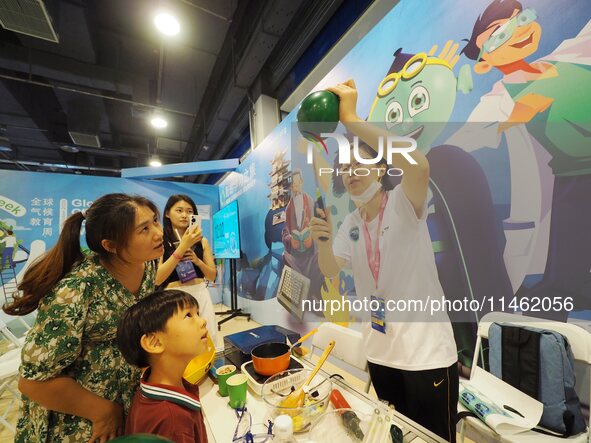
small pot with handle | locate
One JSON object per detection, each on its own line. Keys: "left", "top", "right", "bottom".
{"left": 251, "top": 328, "right": 317, "bottom": 376}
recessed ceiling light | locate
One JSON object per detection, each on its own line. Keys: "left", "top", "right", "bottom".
{"left": 60, "top": 144, "right": 80, "bottom": 153}
{"left": 150, "top": 116, "right": 168, "bottom": 129}
{"left": 154, "top": 13, "right": 180, "bottom": 36}
{"left": 149, "top": 157, "right": 162, "bottom": 167}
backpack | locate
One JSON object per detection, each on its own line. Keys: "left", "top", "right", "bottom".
{"left": 488, "top": 322, "right": 586, "bottom": 436}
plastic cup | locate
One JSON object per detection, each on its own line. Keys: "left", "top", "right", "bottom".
{"left": 227, "top": 373, "right": 248, "bottom": 409}
{"left": 216, "top": 364, "right": 236, "bottom": 397}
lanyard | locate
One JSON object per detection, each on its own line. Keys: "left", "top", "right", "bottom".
{"left": 361, "top": 192, "right": 388, "bottom": 287}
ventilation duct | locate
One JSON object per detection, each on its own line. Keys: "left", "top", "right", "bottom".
{"left": 0, "top": 0, "right": 59, "bottom": 43}
{"left": 68, "top": 131, "right": 101, "bottom": 148}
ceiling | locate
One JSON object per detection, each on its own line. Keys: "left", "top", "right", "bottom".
{"left": 0, "top": 0, "right": 365, "bottom": 180}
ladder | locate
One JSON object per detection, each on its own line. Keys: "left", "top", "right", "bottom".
{"left": 0, "top": 265, "right": 18, "bottom": 305}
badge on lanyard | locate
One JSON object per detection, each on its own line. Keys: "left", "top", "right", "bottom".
{"left": 371, "top": 295, "right": 387, "bottom": 334}
{"left": 363, "top": 192, "right": 388, "bottom": 334}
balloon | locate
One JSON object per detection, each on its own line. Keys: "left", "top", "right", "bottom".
{"left": 297, "top": 91, "right": 339, "bottom": 136}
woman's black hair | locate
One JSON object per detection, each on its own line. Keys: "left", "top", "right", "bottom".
{"left": 162, "top": 194, "right": 198, "bottom": 242}
{"left": 117, "top": 289, "right": 199, "bottom": 368}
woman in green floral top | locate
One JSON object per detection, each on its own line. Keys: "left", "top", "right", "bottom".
{"left": 3, "top": 193, "right": 164, "bottom": 443}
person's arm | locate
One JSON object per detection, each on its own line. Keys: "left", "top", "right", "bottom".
{"left": 187, "top": 237, "right": 217, "bottom": 281}
{"left": 327, "top": 79, "right": 430, "bottom": 218}
{"left": 309, "top": 207, "right": 346, "bottom": 278}
{"left": 19, "top": 279, "right": 123, "bottom": 442}
{"left": 155, "top": 225, "right": 203, "bottom": 286}
{"left": 18, "top": 376, "right": 122, "bottom": 442}
{"left": 498, "top": 92, "right": 554, "bottom": 133}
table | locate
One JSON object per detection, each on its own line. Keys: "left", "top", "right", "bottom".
{"left": 199, "top": 355, "right": 446, "bottom": 443}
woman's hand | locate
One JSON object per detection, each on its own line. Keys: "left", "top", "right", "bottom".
{"left": 184, "top": 248, "right": 201, "bottom": 266}
{"left": 310, "top": 207, "right": 333, "bottom": 243}
{"left": 326, "top": 79, "right": 360, "bottom": 123}
{"left": 88, "top": 400, "right": 123, "bottom": 443}
{"left": 179, "top": 225, "right": 203, "bottom": 253}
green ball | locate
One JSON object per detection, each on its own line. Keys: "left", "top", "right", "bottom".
{"left": 109, "top": 435, "right": 173, "bottom": 442}
{"left": 297, "top": 90, "right": 339, "bottom": 136}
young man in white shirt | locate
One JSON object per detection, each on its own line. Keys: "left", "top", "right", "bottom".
{"left": 310, "top": 80, "right": 458, "bottom": 442}
{"left": 0, "top": 230, "right": 16, "bottom": 269}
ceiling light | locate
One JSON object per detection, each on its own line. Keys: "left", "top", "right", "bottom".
{"left": 149, "top": 157, "right": 162, "bottom": 167}
{"left": 150, "top": 116, "right": 168, "bottom": 129}
{"left": 154, "top": 13, "right": 180, "bottom": 36}
{"left": 60, "top": 144, "right": 80, "bottom": 153}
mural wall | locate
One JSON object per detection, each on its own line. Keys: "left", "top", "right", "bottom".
{"left": 0, "top": 170, "right": 219, "bottom": 302}
{"left": 222, "top": 0, "right": 591, "bottom": 357}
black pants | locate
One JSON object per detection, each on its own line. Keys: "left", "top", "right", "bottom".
{"left": 368, "top": 361, "right": 458, "bottom": 443}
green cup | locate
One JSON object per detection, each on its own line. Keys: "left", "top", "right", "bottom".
{"left": 216, "top": 364, "right": 236, "bottom": 397}
{"left": 227, "top": 374, "right": 248, "bottom": 409}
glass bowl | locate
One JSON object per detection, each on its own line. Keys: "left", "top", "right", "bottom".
{"left": 261, "top": 368, "right": 332, "bottom": 433}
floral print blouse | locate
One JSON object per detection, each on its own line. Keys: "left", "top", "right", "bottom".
{"left": 15, "top": 253, "right": 156, "bottom": 442}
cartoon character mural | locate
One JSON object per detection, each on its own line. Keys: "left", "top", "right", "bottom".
{"left": 238, "top": 149, "right": 291, "bottom": 301}
{"left": 449, "top": 0, "right": 591, "bottom": 320}
{"left": 367, "top": 43, "right": 514, "bottom": 363}
{"left": 281, "top": 168, "right": 325, "bottom": 304}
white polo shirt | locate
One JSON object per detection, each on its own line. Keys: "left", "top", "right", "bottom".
{"left": 333, "top": 185, "right": 457, "bottom": 371}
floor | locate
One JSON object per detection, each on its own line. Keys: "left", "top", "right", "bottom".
{"left": 0, "top": 304, "right": 476, "bottom": 442}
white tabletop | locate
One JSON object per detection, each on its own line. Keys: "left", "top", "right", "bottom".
{"left": 199, "top": 356, "right": 446, "bottom": 443}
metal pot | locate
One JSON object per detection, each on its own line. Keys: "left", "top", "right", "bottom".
{"left": 251, "top": 328, "right": 317, "bottom": 376}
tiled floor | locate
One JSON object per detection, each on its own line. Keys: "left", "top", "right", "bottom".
{"left": 0, "top": 304, "right": 476, "bottom": 442}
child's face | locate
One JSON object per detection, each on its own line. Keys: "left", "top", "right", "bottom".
{"left": 162, "top": 304, "right": 209, "bottom": 360}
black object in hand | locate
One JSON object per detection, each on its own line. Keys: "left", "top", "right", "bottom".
{"left": 315, "top": 189, "right": 328, "bottom": 242}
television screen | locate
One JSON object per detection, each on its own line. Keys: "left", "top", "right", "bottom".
{"left": 212, "top": 200, "right": 241, "bottom": 259}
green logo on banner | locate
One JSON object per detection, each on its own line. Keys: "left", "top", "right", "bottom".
{"left": 0, "top": 195, "right": 26, "bottom": 217}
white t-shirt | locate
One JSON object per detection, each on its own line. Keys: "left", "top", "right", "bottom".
{"left": 1, "top": 236, "right": 16, "bottom": 248}
{"left": 333, "top": 185, "right": 457, "bottom": 371}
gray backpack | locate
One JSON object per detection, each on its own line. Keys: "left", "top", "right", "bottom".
{"left": 488, "top": 323, "right": 586, "bottom": 436}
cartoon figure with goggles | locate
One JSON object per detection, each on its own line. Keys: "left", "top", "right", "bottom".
{"left": 368, "top": 42, "right": 514, "bottom": 363}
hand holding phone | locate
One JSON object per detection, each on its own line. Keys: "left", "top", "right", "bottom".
{"left": 189, "top": 214, "right": 202, "bottom": 231}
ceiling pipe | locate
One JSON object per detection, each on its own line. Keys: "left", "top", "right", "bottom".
{"left": 0, "top": 73, "right": 196, "bottom": 118}
{"left": 0, "top": 158, "right": 119, "bottom": 174}
{"left": 178, "top": 0, "right": 232, "bottom": 22}
{"left": 156, "top": 40, "right": 165, "bottom": 106}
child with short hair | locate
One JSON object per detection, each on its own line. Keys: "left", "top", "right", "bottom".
{"left": 117, "top": 289, "right": 209, "bottom": 443}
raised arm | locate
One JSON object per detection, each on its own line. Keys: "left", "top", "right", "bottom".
{"left": 327, "top": 79, "right": 430, "bottom": 218}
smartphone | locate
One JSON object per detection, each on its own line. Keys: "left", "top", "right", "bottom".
{"left": 314, "top": 189, "right": 328, "bottom": 241}
{"left": 189, "top": 214, "right": 202, "bottom": 231}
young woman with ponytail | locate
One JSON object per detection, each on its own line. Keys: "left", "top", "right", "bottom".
{"left": 3, "top": 193, "right": 164, "bottom": 443}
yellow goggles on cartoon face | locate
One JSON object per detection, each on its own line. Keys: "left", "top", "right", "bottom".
{"left": 377, "top": 52, "right": 451, "bottom": 98}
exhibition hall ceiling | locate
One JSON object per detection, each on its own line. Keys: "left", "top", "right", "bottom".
{"left": 0, "top": 0, "right": 349, "bottom": 178}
